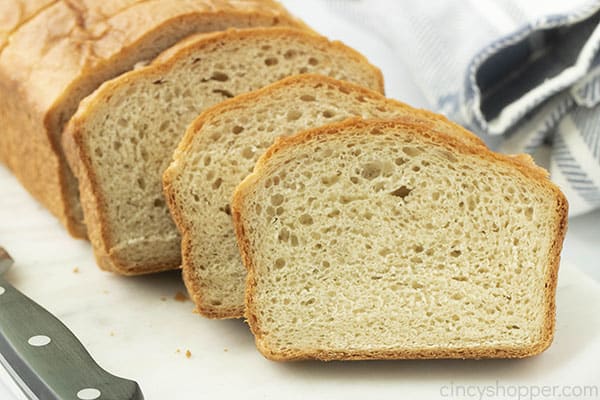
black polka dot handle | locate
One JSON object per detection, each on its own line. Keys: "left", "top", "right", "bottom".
{"left": 0, "top": 248, "right": 143, "bottom": 400}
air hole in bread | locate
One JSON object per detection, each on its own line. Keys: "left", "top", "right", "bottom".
{"left": 440, "top": 150, "right": 458, "bottom": 162}
{"left": 299, "top": 214, "right": 313, "bottom": 225}
{"left": 241, "top": 146, "right": 255, "bottom": 159}
{"left": 308, "top": 57, "right": 319, "bottom": 66}
{"left": 361, "top": 161, "right": 382, "bottom": 180}
{"left": 322, "top": 110, "right": 335, "bottom": 118}
{"left": 327, "top": 209, "right": 340, "bottom": 218}
{"left": 159, "top": 120, "right": 170, "bottom": 131}
{"left": 287, "top": 110, "right": 302, "bottom": 121}
{"left": 412, "top": 281, "right": 424, "bottom": 289}
{"left": 212, "top": 89, "right": 234, "bottom": 98}
{"left": 321, "top": 173, "right": 340, "bottom": 186}
{"left": 402, "top": 146, "right": 422, "bottom": 157}
{"left": 278, "top": 228, "right": 289, "bottom": 242}
{"left": 232, "top": 125, "right": 244, "bottom": 134}
{"left": 211, "top": 72, "right": 229, "bottom": 82}
{"left": 271, "top": 194, "right": 284, "bottom": 206}
{"left": 219, "top": 204, "right": 231, "bottom": 216}
{"left": 265, "top": 57, "right": 278, "bottom": 66}
{"left": 284, "top": 49, "right": 297, "bottom": 59}
{"left": 450, "top": 250, "right": 462, "bottom": 257}
{"left": 290, "top": 234, "right": 299, "bottom": 247}
{"left": 300, "top": 94, "right": 315, "bottom": 102}
{"left": 389, "top": 185, "right": 411, "bottom": 199}
{"left": 212, "top": 178, "right": 222, "bottom": 190}
{"left": 394, "top": 157, "right": 406, "bottom": 166}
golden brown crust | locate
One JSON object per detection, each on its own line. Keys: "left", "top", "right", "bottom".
{"left": 164, "top": 74, "right": 486, "bottom": 318}
{"left": 232, "top": 118, "right": 568, "bottom": 361}
{"left": 1, "top": 0, "right": 304, "bottom": 239}
{"left": 0, "top": 0, "right": 58, "bottom": 51}
{"left": 65, "top": 27, "right": 384, "bottom": 276}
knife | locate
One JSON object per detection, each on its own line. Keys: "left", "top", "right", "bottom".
{"left": 0, "top": 247, "right": 144, "bottom": 400}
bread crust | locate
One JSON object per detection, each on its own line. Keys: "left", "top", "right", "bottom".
{"left": 232, "top": 118, "right": 568, "bottom": 361}
{"left": 0, "top": 0, "right": 304, "bottom": 239}
{"left": 163, "top": 74, "right": 495, "bottom": 318}
{"left": 64, "top": 28, "right": 384, "bottom": 275}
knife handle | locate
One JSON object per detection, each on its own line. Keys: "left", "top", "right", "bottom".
{"left": 0, "top": 277, "right": 143, "bottom": 400}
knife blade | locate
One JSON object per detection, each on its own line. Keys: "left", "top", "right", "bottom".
{"left": 0, "top": 248, "right": 144, "bottom": 400}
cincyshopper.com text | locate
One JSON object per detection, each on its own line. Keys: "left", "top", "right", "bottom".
{"left": 440, "top": 381, "right": 599, "bottom": 399}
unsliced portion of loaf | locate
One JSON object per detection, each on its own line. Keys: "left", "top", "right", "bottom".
{"left": 0, "top": 0, "right": 57, "bottom": 51}
{"left": 164, "top": 74, "right": 486, "bottom": 318}
{"left": 0, "top": 0, "right": 303, "bottom": 238}
{"left": 232, "top": 118, "right": 568, "bottom": 361}
{"left": 64, "top": 28, "right": 384, "bottom": 275}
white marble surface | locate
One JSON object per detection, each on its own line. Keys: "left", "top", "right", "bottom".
{"left": 1, "top": 2, "right": 599, "bottom": 398}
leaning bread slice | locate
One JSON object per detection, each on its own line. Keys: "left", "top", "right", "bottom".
{"left": 64, "top": 28, "right": 384, "bottom": 275}
{"left": 163, "top": 74, "right": 486, "bottom": 318}
{"left": 0, "top": 0, "right": 303, "bottom": 238}
{"left": 232, "top": 118, "right": 568, "bottom": 361}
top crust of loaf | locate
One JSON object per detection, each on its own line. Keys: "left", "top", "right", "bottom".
{"left": 232, "top": 118, "right": 568, "bottom": 361}
{"left": 0, "top": 0, "right": 57, "bottom": 51}
{"left": 2, "top": 1, "right": 305, "bottom": 115}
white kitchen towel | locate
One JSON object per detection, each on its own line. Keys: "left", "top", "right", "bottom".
{"left": 318, "top": 0, "right": 600, "bottom": 216}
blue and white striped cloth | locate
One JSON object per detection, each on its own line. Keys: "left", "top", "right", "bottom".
{"left": 321, "top": 0, "right": 600, "bottom": 216}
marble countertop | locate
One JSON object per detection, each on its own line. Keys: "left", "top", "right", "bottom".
{"left": 1, "top": 1, "right": 599, "bottom": 398}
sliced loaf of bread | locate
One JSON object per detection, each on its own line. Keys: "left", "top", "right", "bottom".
{"left": 63, "top": 28, "right": 384, "bottom": 275}
{"left": 232, "top": 118, "right": 568, "bottom": 360}
{"left": 0, "top": 0, "right": 303, "bottom": 238}
{"left": 163, "top": 74, "right": 486, "bottom": 318}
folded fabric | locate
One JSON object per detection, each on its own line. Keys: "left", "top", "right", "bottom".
{"left": 316, "top": 0, "right": 600, "bottom": 216}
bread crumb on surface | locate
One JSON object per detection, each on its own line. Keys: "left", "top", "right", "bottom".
{"left": 174, "top": 291, "right": 188, "bottom": 302}
{"left": 175, "top": 348, "right": 181, "bottom": 354}
{"left": 109, "top": 331, "right": 115, "bottom": 337}
{"left": 185, "top": 350, "right": 192, "bottom": 359}
{"left": 192, "top": 308, "right": 200, "bottom": 314}
{"left": 161, "top": 296, "right": 167, "bottom": 302}
{"left": 72, "top": 267, "right": 79, "bottom": 273}
{"left": 224, "top": 348, "right": 228, "bottom": 352}
{"left": 102, "top": 290, "right": 109, "bottom": 294}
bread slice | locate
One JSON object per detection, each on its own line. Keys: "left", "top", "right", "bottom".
{"left": 0, "top": 0, "right": 303, "bottom": 238}
{"left": 63, "top": 28, "right": 384, "bottom": 275}
{"left": 232, "top": 118, "right": 568, "bottom": 361}
{"left": 163, "top": 74, "right": 487, "bottom": 318}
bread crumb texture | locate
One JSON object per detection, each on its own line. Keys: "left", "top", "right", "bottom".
{"left": 237, "top": 119, "right": 566, "bottom": 360}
